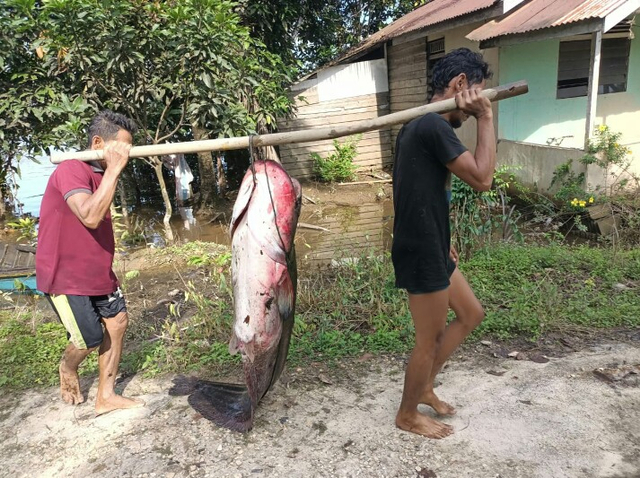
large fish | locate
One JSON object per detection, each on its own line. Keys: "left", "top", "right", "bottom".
{"left": 170, "top": 160, "right": 301, "bottom": 432}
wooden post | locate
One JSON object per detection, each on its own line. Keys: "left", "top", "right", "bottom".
{"left": 50, "top": 80, "right": 528, "bottom": 164}
{"left": 585, "top": 29, "right": 602, "bottom": 149}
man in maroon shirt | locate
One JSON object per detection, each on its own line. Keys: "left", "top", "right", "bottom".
{"left": 37, "top": 110, "right": 143, "bottom": 415}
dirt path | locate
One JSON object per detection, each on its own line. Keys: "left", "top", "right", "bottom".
{"left": 1, "top": 340, "right": 638, "bottom": 478}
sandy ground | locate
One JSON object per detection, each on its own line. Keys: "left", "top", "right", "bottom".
{"left": 0, "top": 339, "right": 638, "bottom": 478}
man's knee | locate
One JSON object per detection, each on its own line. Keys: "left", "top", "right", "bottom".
{"left": 464, "top": 302, "right": 485, "bottom": 330}
{"left": 104, "top": 312, "right": 129, "bottom": 333}
{"left": 415, "top": 327, "right": 446, "bottom": 357}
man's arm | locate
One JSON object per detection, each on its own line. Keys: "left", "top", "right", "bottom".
{"left": 446, "top": 88, "right": 496, "bottom": 192}
{"left": 66, "top": 141, "right": 131, "bottom": 229}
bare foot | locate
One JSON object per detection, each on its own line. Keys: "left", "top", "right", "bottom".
{"left": 95, "top": 394, "right": 145, "bottom": 416}
{"left": 420, "top": 390, "right": 456, "bottom": 416}
{"left": 396, "top": 410, "right": 453, "bottom": 439}
{"left": 59, "top": 362, "right": 84, "bottom": 405}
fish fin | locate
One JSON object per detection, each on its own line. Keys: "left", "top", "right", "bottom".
{"left": 168, "top": 375, "right": 200, "bottom": 396}
{"left": 230, "top": 169, "right": 255, "bottom": 238}
{"left": 248, "top": 220, "right": 286, "bottom": 265}
{"left": 268, "top": 253, "right": 297, "bottom": 391}
{"left": 171, "top": 377, "right": 254, "bottom": 432}
{"left": 244, "top": 339, "right": 256, "bottom": 363}
{"left": 228, "top": 332, "right": 239, "bottom": 355}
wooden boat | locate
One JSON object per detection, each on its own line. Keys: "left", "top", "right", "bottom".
{"left": 0, "top": 243, "right": 38, "bottom": 293}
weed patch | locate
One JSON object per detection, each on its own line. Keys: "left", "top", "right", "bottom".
{"left": 2, "top": 243, "right": 639, "bottom": 390}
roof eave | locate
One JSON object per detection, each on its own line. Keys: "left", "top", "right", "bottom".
{"left": 471, "top": 1, "right": 640, "bottom": 49}
{"left": 478, "top": 18, "right": 604, "bottom": 49}
{"left": 390, "top": 2, "right": 505, "bottom": 47}
{"left": 296, "top": 1, "right": 504, "bottom": 83}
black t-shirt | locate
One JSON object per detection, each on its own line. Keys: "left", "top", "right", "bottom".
{"left": 391, "top": 113, "right": 467, "bottom": 293}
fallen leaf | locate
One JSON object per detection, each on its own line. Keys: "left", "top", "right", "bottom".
{"left": 357, "top": 353, "right": 374, "bottom": 362}
{"left": 518, "top": 400, "right": 533, "bottom": 405}
{"left": 486, "top": 370, "right": 506, "bottom": 376}
{"left": 317, "top": 373, "right": 333, "bottom": 385}
{"left": 507, "top": 351, "right": 519, "bottom": 358}
{"left": 529, "top": 353, "right": 550, "bottom": 364}
{"left": 481, "top": 340, "right": 492, "bottom": 346}
{"left": 593, "top": 364, "right": 640, "bottom": 382}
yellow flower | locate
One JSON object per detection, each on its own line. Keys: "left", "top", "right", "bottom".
{"left": 589, "top": 197, "right": 594, "bottom": 203}
{"left": 571, "top": 198, "right": 578, "bottom": 206}
{"left": 579, "top": 201, "right": 586, "bottom": 207}
{"left": 598, "top": 125, "right": 607, "bottom": 132}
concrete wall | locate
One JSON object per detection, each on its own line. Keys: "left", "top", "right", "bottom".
{"left": 497, "top": 140, "right": 585, "bottom": 192}
{"left": 497, "top": 31, "right": 640, "bottom": 181}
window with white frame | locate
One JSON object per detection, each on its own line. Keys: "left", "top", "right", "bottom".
{"left": 557, "top": 22, "right": 632, "bottom": 99}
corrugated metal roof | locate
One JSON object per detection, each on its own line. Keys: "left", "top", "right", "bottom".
{"left": 330, "top": 0, "right": 499, "bottom": 66}
{"left": 467, "top": 0, "right": 631, "bottom": 41}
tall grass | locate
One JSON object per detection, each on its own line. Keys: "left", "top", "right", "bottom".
{"left": 2, "top": 243, "right": 639, "bottom": 389}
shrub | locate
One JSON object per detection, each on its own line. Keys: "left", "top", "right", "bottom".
{"left": 311, "top": 136, "right": 360, "bottom": 183}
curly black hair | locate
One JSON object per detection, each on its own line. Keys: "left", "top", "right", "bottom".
{"left": 431, "top": 48, "right": 492, "bottom": 98}
{"left": 87, "top": 110, "right": 137, "bottom": 148}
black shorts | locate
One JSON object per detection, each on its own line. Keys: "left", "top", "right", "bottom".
{"left": 46, "top": 289, "right": 127, "bottom": 349}
{"left": 392, "top": 245, "right": 457, "bottom": 294}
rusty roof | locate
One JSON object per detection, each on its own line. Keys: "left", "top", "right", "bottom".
{"left": 467, "top": 0, "right": 631, "bottom": 41}
{"left": 331, "top": 0, "right": 499, "bottom": 66}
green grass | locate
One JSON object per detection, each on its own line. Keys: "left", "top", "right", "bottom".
{"left": 1, "top": 243, "right": 639, "bottom": 390}
{"left": 0, "top": 317, "right": 73, "bottom": 388}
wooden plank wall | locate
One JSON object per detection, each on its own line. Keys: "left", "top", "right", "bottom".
{"left": 295, "top": 201, "right": 393, "bottom": 264}
{"left": 387, "top": 38, "right": 428, "bottom": 149}
{"left": 278, "top": 85, "right": 392, "bottom": 180}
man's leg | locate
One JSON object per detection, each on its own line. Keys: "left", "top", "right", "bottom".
{"left": 421, "top": 268, "right": 484, "bottom": 415}
{"left": 396, "top": 290, "right": 453, "bottom": 439}
{"left": 95, "top": 311, "right": 143, "bottom": 414}
{"left": 59, "top": 343, "right": 96, "bottom": 404}
{"left": 47, "top": 294, "right": 99, "bottom": 405}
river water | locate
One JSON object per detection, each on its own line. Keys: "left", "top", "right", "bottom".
{"left": 15, "top": 160, "right": 394, "bottom": 265}
{"left": 15, "top": 157, "right": 56, "bottom": 217}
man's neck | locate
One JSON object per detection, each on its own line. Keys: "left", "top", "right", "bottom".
{"left": 430, "top": 93, "right": 455, "bottom": 124}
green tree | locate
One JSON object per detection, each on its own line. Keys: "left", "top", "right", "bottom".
{"left": 239, "top": 0, "right": 427, "bottom": 71}
{"left": 1, "top": 0, "right": 294, "bottom": 234}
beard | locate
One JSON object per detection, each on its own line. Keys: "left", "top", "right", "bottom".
{"left": 450, "top": 119, "right": 463, "bottom": 129}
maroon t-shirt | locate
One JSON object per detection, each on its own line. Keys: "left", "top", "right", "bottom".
{"left": 36, "top": 160, "right": 119, "bottom": 295}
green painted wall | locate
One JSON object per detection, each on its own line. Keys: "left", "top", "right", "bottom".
{"left": 498, "top": 39, "right": 587, "bottom": 149}
{"left": 499, "top": 33, "right": 640, "bottom": 156}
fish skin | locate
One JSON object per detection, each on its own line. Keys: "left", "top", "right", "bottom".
{"left": 170, "top": 160, "right": 301, "bottom": 432}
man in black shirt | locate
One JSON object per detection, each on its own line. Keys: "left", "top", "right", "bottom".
{"left": 392, "top": 48, "right": 495, "bottom": 438}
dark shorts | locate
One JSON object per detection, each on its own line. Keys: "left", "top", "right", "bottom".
{"left": 46, "top": 289, "right": 127, "bottom": 349}
{"left": 392, "top": 245, "right": 457, "bottom": 295}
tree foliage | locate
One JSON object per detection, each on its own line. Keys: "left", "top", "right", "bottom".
{"left": 0, "top": 0, "right": 296, "bottom": 219}
{"left": 239, "top": 0, "right": 427, "bottom": 71}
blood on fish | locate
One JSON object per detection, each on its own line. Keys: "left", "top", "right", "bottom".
{"left": 176, "top": 160, "right": 301, "bottom": 433}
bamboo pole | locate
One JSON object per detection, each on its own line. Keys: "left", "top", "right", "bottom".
{"left": 50, "top": 80, "right": 528, "bottom": 164}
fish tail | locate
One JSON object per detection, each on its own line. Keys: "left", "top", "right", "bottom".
{"left": 170, "top": 376, "right": 254, "bottom": 432}
{"left": 168, "top": 375, "right": 200, "bottom": 395}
